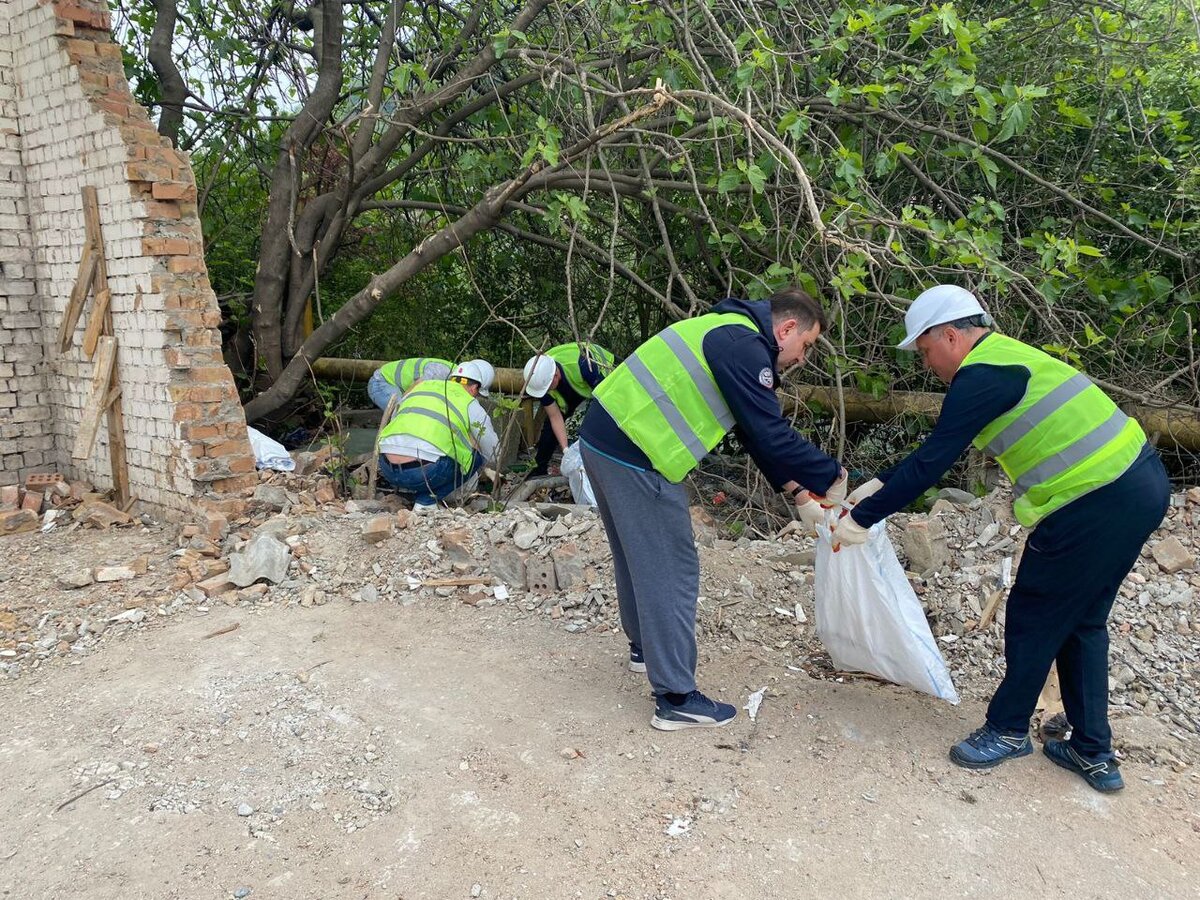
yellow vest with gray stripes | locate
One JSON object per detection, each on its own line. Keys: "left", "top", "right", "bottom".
{"left": 379, "top": 357, "right": 453, "bottom": 390}
{"left": 546, "top": 342, "right": 616, "bottom": 413}
{"left": 962, "top": 334, "right": 1146, "bottom": 527}
{"left": 594, "top": 312, "right": 760, "bottom": 482}
{"left": 378, "top": 380, "right": 479, "bottom": 474}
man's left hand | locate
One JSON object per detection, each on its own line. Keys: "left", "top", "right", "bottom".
{"left": 813, "top": 468, "right": 848, "bottom": 508}
{"left": 831, "top": 511, "right": 870, "bottom": 549}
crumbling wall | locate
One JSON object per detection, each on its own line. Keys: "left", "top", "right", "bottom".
{"left": 0, "top": 0, "right": 254, "bottom": 514}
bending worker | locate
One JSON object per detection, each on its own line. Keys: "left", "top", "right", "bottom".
{"left": 833, "top": 285, "right": 1169, "bottom": 793}
{"left": 368, "top": 356, "right": 454, "bottom": 411}
{"left": 522, "top": 342, "right": 615, "bottom": 475}
{"left": 580, "top": 288, "right": 847, "bottom": 731}
{"left": 376, "top": 360, "right": 498, "bottom": 512}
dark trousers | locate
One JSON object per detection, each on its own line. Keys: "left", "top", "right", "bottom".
{"left": 986, "top": 449, "right": 1169, "bottom": 758}
{"left": 532, "top": 398, "right": 582, "bottom": 475}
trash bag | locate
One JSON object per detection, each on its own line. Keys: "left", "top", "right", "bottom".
{"left": 814, "top": 521, "right": 959, "bottom": 703}
{"left": 560, "top": 441, "right": 596, "bottom": 507}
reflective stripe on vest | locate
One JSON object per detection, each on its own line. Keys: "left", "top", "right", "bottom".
{"left": 546, "top": 343, "right": 615, "bottom": 412}
{"left": 380, "top": 357, "right": 452, "bottom": 390}
{"left": 962, "top": 334, "right": 1146, "bottom": 526}
{"left": 378, "top": 381, "right": 478, "bottom": 473}
{"left": 593, "top": 312, "right": 759, "bottom": 482}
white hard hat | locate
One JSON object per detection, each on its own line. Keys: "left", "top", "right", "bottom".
{"left": 451, "top": 360, "right": 489, "bottom": 394}
{"left": 465, "top": 359, "right": 494, "bottom": 396}
{"left": 897, "top": 285, "right": 989, "bottom": 350}
{"left": 522, "top": 355, "right": 557, "bottom": 398}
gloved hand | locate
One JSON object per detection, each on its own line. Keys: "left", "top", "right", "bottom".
{"left": 846, "top": 477, "right": 884, "bottom": 506}
{"left": 831, "top": 511, "right": 870, "bottom": 550}
{"left": 793, "top": 495, "right": 825, "bottom": 532}
{"left": 813, "top": 468, "right": 848, "bottom": 508}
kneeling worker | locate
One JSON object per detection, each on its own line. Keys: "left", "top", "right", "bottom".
{"left": 377, "top": 360, "right": 498, "bottom": 512}
{"left": 580, "top": 288, "right": 847, "bottom": 731}
{"left": 368, "top": 356, "right": 454, "bottom": 411}
{"left": 833, "top": 285, "right": 1169, "bottom": 792}
{"left": 522, "top": 342, "right": 616, "bottom": 475}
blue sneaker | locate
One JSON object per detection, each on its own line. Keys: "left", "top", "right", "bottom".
{"left": 1043, "top": 740, "right": 1124, "bottom": 793}
{"left": 651, "top": 690, "right": 736, "bottom": 731}
{"left": 949, "top": 723, "right": 1033, "bottom": 769}
{"left": 628, "top": 643, "right": 646, "bottom": 674}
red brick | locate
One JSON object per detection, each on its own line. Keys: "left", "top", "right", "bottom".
{"left": 54, "top": 2, "right": 111, "bottom": 30}
{"left": 151, "top": 180, "right": 197, "bottom": 201}
{"left": 21, "top": 491, "right": 43, "bottom": 514}
{"left": 64, "top": 38, "right": 95, "bottom": 56}
{"left": 143, "top": 237, "right": 191, "bottom": 256}
{"left": 167, "top": 257, "right": 207, "bottom": 274}
{"left": 145, "top": 200, "right": 181, "bottom": 219}
{"left": 204, "top": 439, "right": 247, "bottom": 458}
{"left": 189, "top": 367, "right": 233, "bottom": 384}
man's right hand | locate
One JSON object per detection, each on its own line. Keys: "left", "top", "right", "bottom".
{"left": 812, "top": 468, "right": 848, "bottom": 508}
{"left": 793, "top": 494, "right": 825, "bottom": 531}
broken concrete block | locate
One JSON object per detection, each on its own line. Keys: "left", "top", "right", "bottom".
{"left": 77, "top": 501, "right": 133, "bottom": 529}
{"left": 253, "top": 484, "right": 290, "bottom": 511}
{"left": 513, "top": 521, "right": 540, "bottom": 550}
{"left": 362, "top": 514, "right": 394, "bottom": 544}
{"left": 525, "top": 556, "right": 558, "bottom": 593}
{"left": 228, "top": 533, "right": 291, "bottom": 586}
{"left": 490, "top": 547, "right": 526, "bottom": 587}
{"left": 440, "top": 528, "right": 475, "bottom": 565}
{"left": 204, "top": 511, "right": 230, "bottom": 542}
{"left": 95, "top": 556, "right": 148, "bottom": 582}
{"left": 21, "top": 491, "right": 43, "bottom": 514}
{"left": 0, "top": 485, "right": 19, "bottom": 510}
{"left": 57, "top": 570, "right": 94, "bottom": 590}
{"left": 1151, "top": 537, "right": 1195, "bottom": 575}
{"left": 902, "top": 515, "right": 950, "bottom": 573}
{"left": 0, "top": 508, "right": 38, "bottom": 536}
{"left": 552, "top": 542, "right": 584, "bottom": 589}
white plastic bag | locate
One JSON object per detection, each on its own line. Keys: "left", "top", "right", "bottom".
{"left": 814, "top": 522, "right": 959, "bottom": 703}
{"left": 246, "top": 426, "right": 295, "bottom": 472}
{"left": 559, "top": 441, "right": 596, "bottom": 507}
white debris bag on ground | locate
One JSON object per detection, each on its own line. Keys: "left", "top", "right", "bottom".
{"left": 814, "top": 522, "right": 959, "bottom": 703}
{"left": 560, "top": 442, "right": 596, "bottom": 507}
{"left": 247, "top": 426, "right": 296, "bottom": 472}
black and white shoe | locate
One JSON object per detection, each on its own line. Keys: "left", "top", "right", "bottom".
{"left": 628, "top": 643, "right": 646, "bottom": 673}
{"left": 651, "top": 690, "right": 736, "bottom": 731}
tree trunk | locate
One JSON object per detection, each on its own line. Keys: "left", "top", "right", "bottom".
{"left": 147, "top": 0, "right": 186, "bottom": 146}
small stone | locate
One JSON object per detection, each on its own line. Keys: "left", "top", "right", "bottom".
{"left": 233, "top": 888, "right": 252, "bottom": 899}
{"left": 902, "top": 516, "right": 950, "bottom": 573}
{"left": 237, "top": 803, "right": 254, "bottom": 817}
{"left": 440, "top": 529, "right": 475, "bottom": 565}
{"left": 253, "top": 484, "right": 289, "bottom": 511}
{"left": 513, "top": 521, "right": 539, "bottom": 550}
{"left": 1151, "top": 537, "right": 1194, "bottom": 575}
{"left": 471, "top": 885, "right": 482, "bottom": 898}
{"left": 57, "top": 570, "right": 94, "bottom": 590}
{"left": 228, "top": 534, "right": 291, "bottom": 586}
{"left": 552, "top": 543, "right": 583, "bottom": 589}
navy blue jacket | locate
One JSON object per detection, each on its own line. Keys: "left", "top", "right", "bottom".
{"left": 851, "top": 332, "right": 1028, "bottom": 527}
{"left": 580, "top": 298, "right": 840, "bottom": 494}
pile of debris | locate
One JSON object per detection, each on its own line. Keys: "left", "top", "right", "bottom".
{"left": 0, "top": 472, "right": 139, "bottom": 535}
{"left": 2, "top": 461, "right": 1196, "bottom": 770}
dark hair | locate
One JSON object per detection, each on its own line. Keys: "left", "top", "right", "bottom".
{"left": 769, "top": 287, "right": 828, "bottom": 332}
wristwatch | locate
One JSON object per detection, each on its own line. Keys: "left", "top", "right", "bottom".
{"left": 786, "top": 485, "right": 805, "bottom": 499}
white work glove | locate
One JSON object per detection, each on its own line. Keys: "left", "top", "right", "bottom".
{"left": 793, "top": 495, "right": 825, "bottom": 532}
{"left": 831, "top": 511, "right": 870, "bottom": 550}
{"left": 812, "top": 468, "right": 848, "bottom": 509}
{"left": 846, "top": 477, "right": 884, "bottom": 506}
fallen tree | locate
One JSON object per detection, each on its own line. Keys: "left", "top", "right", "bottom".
{"left": 310, "top": 357, "right": 1200, "bottom": 452}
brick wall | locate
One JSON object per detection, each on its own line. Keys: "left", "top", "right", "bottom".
{"left": 0, "top": 0, "right": 254, "bottom": 514}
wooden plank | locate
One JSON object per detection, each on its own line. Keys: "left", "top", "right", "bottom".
{"left": 81, "top": 288, "right": 111, "bottom": 359}
{"left": 56, "top": 240, "right": 96, "bottom": 353}
{"left": 71, "top": 335, "right": 117, "bottom": 461}
{"left": 82, "top": 186, "right": 131, "bottom": 508}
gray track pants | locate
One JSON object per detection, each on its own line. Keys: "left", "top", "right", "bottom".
{"left": 582, "top": 443, "right": 699, "bottom": 695}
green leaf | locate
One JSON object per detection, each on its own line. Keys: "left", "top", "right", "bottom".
{"left": 717, "top": 169, "right": 743, "bottom": 194}
{"left": 744, "top": 163, "right": 767, "bottom": 193}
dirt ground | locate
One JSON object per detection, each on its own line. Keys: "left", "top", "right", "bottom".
{"left": 2, "top": 584, "right": 1198, "bottom": 900}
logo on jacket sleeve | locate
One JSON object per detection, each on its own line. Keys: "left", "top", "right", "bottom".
{"left": 758, "top": 367, "right": 774, "bottom": 388}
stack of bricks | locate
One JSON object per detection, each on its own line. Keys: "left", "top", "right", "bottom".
{"left": 0, "top": 0, "right": 255, "bottom": 515}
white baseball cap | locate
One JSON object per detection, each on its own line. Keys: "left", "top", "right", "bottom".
{"left": 897, "top": 285, "right": 989, "bottom": 350}
{"left": 451, "top": 360, "right": 490, "bottom": 395}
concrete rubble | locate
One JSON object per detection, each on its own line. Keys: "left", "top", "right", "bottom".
{"left": 1, "top": 465, "right": 1197, "bottom": 774}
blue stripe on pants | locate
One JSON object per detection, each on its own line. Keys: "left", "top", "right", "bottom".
{"left": 582, "top": 444, "right": 699, "bottom": 696}
{"left": 986, "top": 447, "right": 1170, "bottom": 758}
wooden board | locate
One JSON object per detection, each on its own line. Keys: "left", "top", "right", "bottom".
{"left": 72, "top": 335, "right": 117, "bottom": 461}
{"left": 56, "top": 240, "right": 96, "bottom": 353}
{"left": 81, "top": 288, "right": 111, "bottom": 359}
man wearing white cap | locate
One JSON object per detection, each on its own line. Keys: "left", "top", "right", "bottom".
{"left": 376, "top": 360, "right": 498, "bottom": 511}
{"left": 833, "top": 285, "right": 1169, "bottom": 792}
{"left": 522, "top": 342, "right": 616, "bottom": 475}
